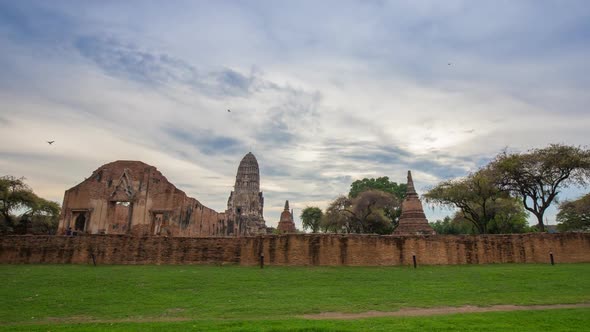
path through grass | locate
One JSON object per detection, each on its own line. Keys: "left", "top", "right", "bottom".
{"left": 1, "top": 263, "right": 589, "bottom": 330}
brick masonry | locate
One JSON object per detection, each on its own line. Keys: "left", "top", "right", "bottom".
{"left": 1, "top": 233, "right": 589, "bottom": 266}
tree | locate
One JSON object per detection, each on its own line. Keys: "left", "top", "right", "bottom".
{"left": 424, "top": 168, "right": 512, "bottom": 234}
{"left": 556, "top": 193, "right": 590, "bottom": 232}
{"left": 0, "top": 176, "right": 61, "bottom": 234}
{"left": 0, "top": 176, "right": 37, "bottom": 230}
{"left": 322, "top": 196, "right": 352, "bottom": 233}
{"left": 300, "top": 207, "right": 323, "bottom": 233}
{"left": 491, "top": 144, "right": 590, "bottom": 232}
{"left": 19, "top": 197, "right": 61, "bottom": 234}
{"left": 430, "top": 214, "right": 477, "bottom": 235}
{"left": 349, "top": 177, "right": 406, "bottom": 200}
{"left": 322, "top": 190, "right": 400, "bottom": 234}
{"left": 486, "top": 197, "right": 529, "bottom": 234}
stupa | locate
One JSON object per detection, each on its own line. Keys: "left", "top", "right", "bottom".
{"left": 277, "top": 200, "right": 297, "bottom": 234}
{"left": 393, "top": 170, "right": 436, "bottom": 235}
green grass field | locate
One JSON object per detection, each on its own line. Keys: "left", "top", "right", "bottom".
{"left": 1, "top": 264, "right": 589, "bottom": 331}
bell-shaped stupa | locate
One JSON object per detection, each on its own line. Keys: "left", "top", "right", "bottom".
{"left": 393, "top": 171, "right": 436, "bottom": 235}
{"left": 277, "top": 200, "right": 297, "bottom": 234}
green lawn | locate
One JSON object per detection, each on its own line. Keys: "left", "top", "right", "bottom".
{"left": 1, "top": 264, "right": 589, "bottom": 331}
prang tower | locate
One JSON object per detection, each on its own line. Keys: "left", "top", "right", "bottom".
{"left": 394, "top": 170, "right": 436, "bottom": 235}
{"left": 226, "top": 152, "right": 267, "bottom": 235}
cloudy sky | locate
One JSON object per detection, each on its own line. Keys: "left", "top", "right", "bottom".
{"left": 1, "top": 1, "right": 589, "bottom": 228}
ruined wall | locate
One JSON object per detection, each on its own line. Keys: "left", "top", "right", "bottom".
{"left": 58, "top": 161, "right": 228, "bottom": 237}
{"left": 2, "top": 233, "right": 589, "bottom": 266}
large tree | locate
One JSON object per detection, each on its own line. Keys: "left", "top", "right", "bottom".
{"left": 300, "top": 207, "right": 323, "bottom": 233}
{"left": 424, "top": 168, "right": 515, "bottom": 234}
{"left": 349, "top": 176, "right": 406, "bottom": 200}
{"left": 491, "top": 144, "right": 590, "bottom": 232}
{"left": 322, "top": 190, "right": 400, "bottom": 234}
{"left": 0, "top": 176, "right": 60, "bottom": 234}
{"left": 556, "top": 193, "right": 590, "bottom": 232}
{"left": 0, "top": 176, "right": 38, "bottom": 230}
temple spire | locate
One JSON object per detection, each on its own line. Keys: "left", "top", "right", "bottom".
{"left": 406, "top": 170, "right": 417, "bottom": 195}
{"left": 284, "top": 200, "right": 290, "bottom": 211}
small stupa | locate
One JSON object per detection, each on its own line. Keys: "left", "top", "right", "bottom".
{"left": 277, "top": 200, "right": 297, "bottom": 234}
{"left": 393, "top": 171, "right": 436, "bottom": 235}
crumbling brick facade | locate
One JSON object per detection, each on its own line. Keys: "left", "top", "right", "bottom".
{"left": 58, "top": 160, "right": 230, "bottom": 237}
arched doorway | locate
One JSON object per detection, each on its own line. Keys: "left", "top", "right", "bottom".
{"left": 74, "top": 213, "right": 86, "bottom": 232}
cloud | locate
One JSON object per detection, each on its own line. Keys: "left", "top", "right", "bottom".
{"left": 1, "top": 1, "right": 589, "bottom": 227}
{"left": 164, "top": 126, "right": 245, "bottom": 156}
{"left": 75, "top": 36, "right": 257, "bottom": 98}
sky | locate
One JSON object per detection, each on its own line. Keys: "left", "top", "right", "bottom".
{"left": 1, "top": 1, "right": 589, "bottom": 229}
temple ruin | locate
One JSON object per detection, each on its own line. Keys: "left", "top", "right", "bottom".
{"left": 277, "top": 200, "right": 297, "bottom": 234}
{"left": 58, "top": 153, "right": 267, "bottom": 237}
{"left": 393, "top": 170, "right": 436, "bottom": 235}
{"left": 226, "top": 152, "right": 267, "bottom": 235}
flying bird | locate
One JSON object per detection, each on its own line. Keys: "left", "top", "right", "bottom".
{"left": 448, "top": 63, "right": 452, "bottom": 66}
{"left": 227, "top": 109, "right": 231, "bottom": 112}
{"left": 47, "top": 141, "right": 55, "bottom": 145}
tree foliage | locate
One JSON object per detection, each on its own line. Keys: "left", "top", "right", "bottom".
{"left": 322, "top": 190, "right": 400, "bottom": 234}
{"left": 300, "top": 206, "right": 323, "bottom": 233}
{"left": 491, "top": 144, "right": 590, "bottom": 232}
{"left": 0, "top": 176, "right": 60, "bottom": 234}
{"left": 424, "top": 168, "right": 515, "bottom": 234}
{"left": 556, "top": 193, "right": 590, "bottom": 232}
{"left": 349, "top": 177, "right": 406, "bottom": 200}
{"left": 430, "top": 200, "right": 530, "bottom": 235}
{"left": 430, "top": 215, "right": 474, "bottom": 235}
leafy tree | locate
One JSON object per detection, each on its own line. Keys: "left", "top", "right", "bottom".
{"left": 430, "top": 215, "right": 473, "bottom": 235}
{"left": 491, "top": 144, "right": 590, "bottom": 232}
{"left": 486, "top": 197, "right": 530, "bottom": 234}
{"left": 322, "top": 196, "right": 352, "bottom": 233}
{"left": 349, "top": 177, "right": 406, "bottom": 200}
{"left": 0, "top": 176, "right": 60, "bottom": 234}
{"left": 19, "top": 197, "right": 61, "bottom": 234}
{"left": 0, "top": 176, "right": 37, "bottom": 230}
{"left": 300, "top": 207, "right": 323, "bottom": 233}
{"left": 424, "top": 168, "right": 511, "bottom": 234}
{"left": 322, "top": 190, "right": 400, "bottom": 234}
{"left": 556, "top": 193, "right": 590, "bottom": 232}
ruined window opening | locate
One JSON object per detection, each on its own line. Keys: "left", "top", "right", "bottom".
{"left": 108, "top": 201, "right": 132, "bottom": 233}
{"left": 151, "top": 213, "right": 164, "bottom": 235}
{"left": 96, "top": 170, "right": 103, "bottom": 182}
{"left": 236, "top": 207, "right": 241, "bottom": 214}
{"left": 107, "top": 179, "right": 113, "bottom": 187}
{"left": 74, "top": 213, "right": 86, "bottom": 232}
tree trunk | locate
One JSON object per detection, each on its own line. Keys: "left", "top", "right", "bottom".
{"left": 536, "top": 214, "right": 545, "bottom": 232}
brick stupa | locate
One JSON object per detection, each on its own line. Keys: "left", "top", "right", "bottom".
{"left": 277, "top": 200, "right": 297, "bottom": 234}
{"left": 394, "top": 170, "right": 436, "bottom": 235}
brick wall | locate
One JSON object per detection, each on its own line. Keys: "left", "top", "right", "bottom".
{"left": 1, "top": 233, "right": 589, "bottom": 266}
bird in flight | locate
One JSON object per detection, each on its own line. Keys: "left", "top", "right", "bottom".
{"left": 227, "top": 109, "right": 231, "bottom": 112}
{"left": 448, "top": 63, "right": 452, "bottom": 66}
{"left": 47, "top": 140, "right": 55, "bottom": 145}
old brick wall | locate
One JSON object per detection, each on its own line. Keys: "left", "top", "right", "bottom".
{"left": 1, "top": 233, "right": 589, "bottom": 266}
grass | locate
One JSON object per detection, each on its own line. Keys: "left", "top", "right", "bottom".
{"left": 1, "top": 263, "right": 589, "bottom": 330}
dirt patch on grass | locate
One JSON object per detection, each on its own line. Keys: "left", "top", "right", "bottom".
{"left": 302, "top": 303, "right": 590, "bottom": 320}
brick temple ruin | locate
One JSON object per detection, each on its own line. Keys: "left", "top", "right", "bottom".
{"left": 58, "top": 152, "right": 267, "bottom": 237}
{"left": 394, "top": 170, "right": 436, "bottom": 235}
{"left": 58, "top": 148, "right": 437, "bottom": 237}
{"left": 277, "top": 200, "right": 297, "bottom": 234}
